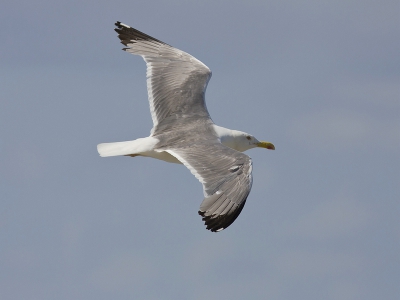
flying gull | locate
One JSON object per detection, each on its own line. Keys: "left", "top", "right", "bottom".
{"left": 97, "top": 22, "right": 275, "bottom": 232}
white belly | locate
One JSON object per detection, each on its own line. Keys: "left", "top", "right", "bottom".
{"left": 140, "top": 150, "right": 182, "bottom": 164}
{"left": 97, "top": 137, "right": 182, "bottom": 164}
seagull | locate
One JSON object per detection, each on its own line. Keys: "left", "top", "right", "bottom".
{"left": 97, "top": 22, "right": 275, "bottom": 232}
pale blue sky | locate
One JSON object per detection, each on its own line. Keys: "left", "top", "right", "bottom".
{"left": 1, "top": 1, "right": 399, "bottom": 299}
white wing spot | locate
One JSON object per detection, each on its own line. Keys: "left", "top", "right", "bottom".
{"left": 229, "top": 165, "right": 240, "bottom": 172}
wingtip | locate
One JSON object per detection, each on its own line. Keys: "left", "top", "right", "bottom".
{"left": 198, "top": 196, "right": 248, "bottom": 232}
{"left": 115, "top": 21, "right": 130, "bottom": 28}
{"left": 114, "top": 21, "right": 128, "bottom": 35}
{"left": 113, "top": 21, "right": 168, "bottom": 47}
{"left": 198, "top": 210, "right": 226, "bottom": 232}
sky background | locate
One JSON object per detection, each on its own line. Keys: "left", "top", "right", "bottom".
{"left": 1, "top": 1, "right": 399, "bottom": 299}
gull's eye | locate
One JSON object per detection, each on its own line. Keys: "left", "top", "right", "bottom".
{"left": 246, "top": 136, "right": 251, "bottom": 140}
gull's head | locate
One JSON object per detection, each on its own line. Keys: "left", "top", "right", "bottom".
{"left": 232, "top": 131, "right": 275, "bottom": 152}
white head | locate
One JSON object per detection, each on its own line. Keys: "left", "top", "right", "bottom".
{"left": 215, "top": 126, "right": 275, "bottom": 153}
{"left": 230, "top": 130, "right": 275, "bottom": 152}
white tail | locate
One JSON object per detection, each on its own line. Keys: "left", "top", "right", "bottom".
{"left": 97, "top": 137, "right": 158, "bottom": 157}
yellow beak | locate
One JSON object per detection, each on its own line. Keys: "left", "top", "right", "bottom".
{"left": 257, "top": 141, "right": 275, "bottom": 150}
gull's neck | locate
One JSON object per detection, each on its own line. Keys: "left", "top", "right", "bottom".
{"left": 213, "top": 125, "right": 245, "bottom": 152}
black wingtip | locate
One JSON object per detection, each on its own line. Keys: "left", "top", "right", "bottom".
{"left": 115, "top": 21, "right": 130, "bottom": 28}
{"left": 113, "top": 21, "right": 167, "bottom": 47}
{"left": 198, "top": 198, "right": 247, "bottom": 232}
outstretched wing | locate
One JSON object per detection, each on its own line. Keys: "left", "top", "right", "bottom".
{"left": 114, "top": 22, "right": 212, "bottom": 136}
{"left": 166, "top": 142, "right": 253, "bottom": 232}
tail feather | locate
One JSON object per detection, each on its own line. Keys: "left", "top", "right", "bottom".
{"left": 97, "top": 141, "right": 137, "bottom": 157}
{"left": 97, "top": 137, "right": 158, "bottom": 157}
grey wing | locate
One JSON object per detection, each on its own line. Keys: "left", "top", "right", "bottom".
{"left": 166, "top": 142, "right": 253, "bottom": 232}
{"left": 114, "top": 22, "right": 212, "bottom": 135}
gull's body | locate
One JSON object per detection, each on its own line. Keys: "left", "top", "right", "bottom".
{"left": 97, "top": 22, "right": 274, "bottom": 232}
